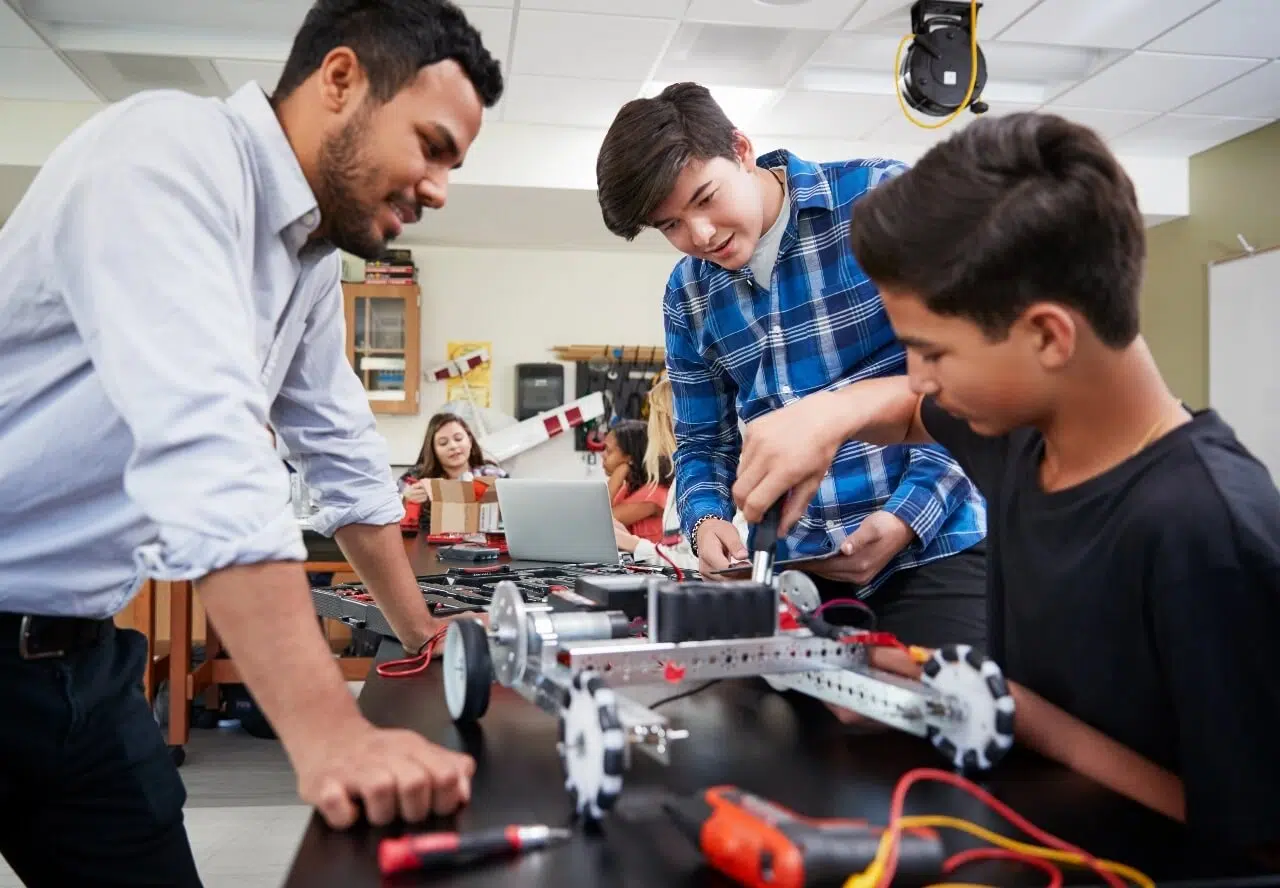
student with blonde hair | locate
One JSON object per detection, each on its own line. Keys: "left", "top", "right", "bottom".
{"left": 615, "top": 372, "right": 745, "bottom": 570}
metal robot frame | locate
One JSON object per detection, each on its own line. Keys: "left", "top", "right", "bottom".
{"left": 440, "top": 566, "right": 1015, "bottom": 823}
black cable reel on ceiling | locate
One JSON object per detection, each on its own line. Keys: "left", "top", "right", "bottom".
{"left": 899, "top": 0, "right": 990, "bottom": 118}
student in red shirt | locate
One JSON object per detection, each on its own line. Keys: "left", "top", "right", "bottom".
{"left": 603, "top": 420, "right": 671, "bottom": 543}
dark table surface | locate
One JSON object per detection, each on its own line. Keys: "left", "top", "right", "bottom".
{"left": 283, "top": 638, "right": 1274, "bottom": 888}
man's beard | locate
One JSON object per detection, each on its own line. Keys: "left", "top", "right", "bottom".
{"left": 314, "top": 111, "right": 391, "bottom": 260}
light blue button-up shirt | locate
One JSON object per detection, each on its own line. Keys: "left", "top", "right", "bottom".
{"left": 0, "top": 82, "right": 404, "bottom": 619}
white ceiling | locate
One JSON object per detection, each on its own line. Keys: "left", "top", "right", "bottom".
{"left": 0, "top": 0, "right": 1274, "bottom": 155}
{"left": 0, "top": 0, "right": 1274, "bottom": 245}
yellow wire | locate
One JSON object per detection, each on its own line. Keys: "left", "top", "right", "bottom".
{"left": 894, "top": 0, "right": 979, "bottom": 130}
{"left": 842, "top": 814, "right": 1155, "bottom": 888}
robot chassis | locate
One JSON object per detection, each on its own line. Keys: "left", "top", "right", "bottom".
{"left": 441, "top": 568, "right": 1016, "bottom": 823}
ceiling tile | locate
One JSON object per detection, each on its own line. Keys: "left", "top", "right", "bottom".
{"left": 459, "top": 6, "right": 514, "bottom": 66}
{"left": 0, "top": 1, "right": 47, "bottom": 49}
{"left": 1111, "top": 112, "right": 1272, "bottom": 154}
{"left": 844, "top": 0, "right": 1041, "bottom": 38}
{"left": 1146, "top": 0, "right": 1280, "bottom": 59}
{"left": 511, "top": 10, "right": 675, "bottom": 80}
{"left": 457, "top": 0, "right": 515, "bottom": 7}
{"left": 869, "top": 98, "right": 1042, "bottom": 144}
{"left": 655, "top": 22, "right": 827, "bottom": 88}
{"left": 0, "top": 48, "right": 97, "bottom": 100}
{"left": 1179, "top": 60, "right": 1280, "bottom": 117}
{"left": 999, "top": 0, "right": 1217, "bottom": 50}
{"left": 1039, "top": 105, "right": 1160, "bottom": 138}
{"left": 519, "top": 0, "right": 687, "bottom": 17}
{"left": 500, "top": 74, "right": 641, "bottom": 127}
{"left": 1051, "top": 51, "right": 1265, "bottom": 112}
{"left": 641, "top": 81, "right": 783, "bottom": 128}
{"left": 21, "top": 0, "right": 308, "bottom": 35}
{"left": 214, "top": 59, "right": 284, "bottom": 94}
{"left": 685, "top": 0, "right": 862, "bottom": 31}
{"left": 753, "top": 89, "right": 898, "bottom": 139}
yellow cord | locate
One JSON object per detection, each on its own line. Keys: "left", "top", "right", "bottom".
{"left": 841, "top": 814, "right": 1155, "bottom": 888}
{"left": 894, "top": 0, "right": 979, "bottom": 130}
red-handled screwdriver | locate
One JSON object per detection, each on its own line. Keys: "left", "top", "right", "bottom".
{"left": 378, "top": 825, "right": 573, "bottom": 876}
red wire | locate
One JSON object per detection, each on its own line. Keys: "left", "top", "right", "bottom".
{"left": 653, "top": 545, "right": 685, "bottom": 581}
{"left": 375, "top": 626, "right": 449, "bottom": 678}
{"left": 945, "top": 848, "right": 1064, "bottom": 888}
{"left": 813, "top": 597, "right": 877, "bottom": 627}
{"left": 875, "top": 768, "right": 1125, "bottom": 888}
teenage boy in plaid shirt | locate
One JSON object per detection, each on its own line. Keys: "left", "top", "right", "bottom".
{"left": 595, "top": 83, "right": 987, "bottom": 653}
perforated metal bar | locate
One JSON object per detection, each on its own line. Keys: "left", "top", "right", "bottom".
{"left": 558, "top": 633, "right": 863, "bottom": 685}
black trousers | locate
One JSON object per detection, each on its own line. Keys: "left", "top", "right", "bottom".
{"left": 0, "top": 622, "right": 202, "bottom": 887}
{"left": 805, "top": 543, "right": 988, "bottom": 652}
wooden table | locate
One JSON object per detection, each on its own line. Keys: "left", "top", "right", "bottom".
{"left": 282, "top": 640, "right": 1273, "bottom": 887}
{"left": 149, "top": 532, "right": 461, "bottom": 762}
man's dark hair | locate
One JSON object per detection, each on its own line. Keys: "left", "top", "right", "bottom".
{"left": 274, "top": 0, "right": 503, "bottom": 108}
{"left": 850, "top": 112, "right": 1145, "bottom": 348}
{"left": 596, "top": 83, "right": 738, "bottom": 240}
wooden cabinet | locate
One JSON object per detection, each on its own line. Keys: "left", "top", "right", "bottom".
{"left": 342, "top": 282, "right": 421, "bottom": 414}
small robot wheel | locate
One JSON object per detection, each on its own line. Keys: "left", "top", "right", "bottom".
{"left": 557, "top": 672, "right": 625, "bottom": 824}
{"left": 443, "top": 618, "right": 492, "bottom": 723}
{"left": 921, "top": 643, "right": 1015, "bottom": 772}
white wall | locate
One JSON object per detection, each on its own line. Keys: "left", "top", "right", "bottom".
{"left": 373, "top": 244, "right": 677, "bottom": 478}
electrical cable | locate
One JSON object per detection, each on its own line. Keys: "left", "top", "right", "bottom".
{"left": 812, "top": 597, "right": 877, "bottom": 628}
{"left": 839, "top": 767, "right": 1153, "bottom": 888}
{"left": 648, "top": 680, "right": 721, "bottom": 709}
{"left": 653, "top": 544, "right": 685, "bottom": 581}
{"left": 895, "top": 0, "right": 979, "bottom": 130}
{"left": 375, "top": 625, "right": 450, "bottom": 678}
{"left": 943, "top": 847, "right": 1064, "bottom": 888}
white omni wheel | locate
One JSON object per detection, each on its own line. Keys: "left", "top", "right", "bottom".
{"left": 442, "top": 618, "right": 492, "bottom": 723}
{"left": 488, "top": 581, "right": 529, "bottom": 686}
{"left": 921, "top": 643, "right": 1015, "bottom": 772}
{"left": 557, "top": 672, "right": 625, "bottom": 824}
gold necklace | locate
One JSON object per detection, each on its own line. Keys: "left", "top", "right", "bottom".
{"left": 1132, "top": 398, "right": 1184, "bottom": 455}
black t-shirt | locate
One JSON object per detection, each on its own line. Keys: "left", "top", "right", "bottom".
{"left": 920, "top": 398, "right": 1280, "bottom": 850}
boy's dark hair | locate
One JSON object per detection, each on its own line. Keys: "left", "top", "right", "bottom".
{"left": 611, "top": 420, "right": 673, "bottom": 492}
{"left": 849, "top": 112, "right": 1144, "bottom": 348}
{"left": 596, "top": 83, "right": 738, "bottom": 240}
{"left": 274, "top": 0, "right": 504, "bottom": 108}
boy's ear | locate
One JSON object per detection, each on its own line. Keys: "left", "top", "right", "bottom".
{"left": 732, "top": 130, "right": 755, "bottom": 167}
{"left": 1022, "top": 303, "right": 1077, "bottom": 370}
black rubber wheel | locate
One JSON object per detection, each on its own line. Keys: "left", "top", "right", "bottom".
{"left": 444, "top": 618, "right": 492, "bottom": 723}
{"left": 169, "top": 745, "right": 186, "bottom": 768}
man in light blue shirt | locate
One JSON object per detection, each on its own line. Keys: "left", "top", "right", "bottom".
{"left": 0, "top": 1, "right": 502, "bottom": 883}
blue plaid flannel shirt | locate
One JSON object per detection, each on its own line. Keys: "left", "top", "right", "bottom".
{"left": 663, "top": 149, "right": 986, "bottom": 595}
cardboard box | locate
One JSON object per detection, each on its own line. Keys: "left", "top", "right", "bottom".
{"left": 429, "top": 476, "right": 502, "bottom": 534}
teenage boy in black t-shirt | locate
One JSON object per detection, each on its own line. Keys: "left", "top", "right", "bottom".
{"left": 730, "top": 112, "right": 1280, "bottom": 858}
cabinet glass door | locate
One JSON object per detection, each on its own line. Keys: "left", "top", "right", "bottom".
{"left": 352, "top": 295, "right": 407, "bottom": 402}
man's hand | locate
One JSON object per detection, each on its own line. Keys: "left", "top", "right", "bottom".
{"left": 808, "top": 511, "right": 915, "bottom": 586}
{"left": 292, "top": 722, "right": 475, "bottom": 827}
{"left": 733, "top": 390, "right": 848, "bottom": 532}
{"left": 402, "top": 482, "right": 430, "bottom": 505}
{"left": 695, "top": 517, "right": 749, "bottom": 580}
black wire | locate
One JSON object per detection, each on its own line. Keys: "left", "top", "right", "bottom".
{"left": 648, "top": 680, "right": 721, "bottom": 709}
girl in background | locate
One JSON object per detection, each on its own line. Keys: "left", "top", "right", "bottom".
{"left": 615, "top": 373, "right": 746, "bottom": 570}
{"left": 602, "top": 419, "right": 669, "bottom": 544}
{"left": 400, "top": 412, "right": 506, "bottom": 528}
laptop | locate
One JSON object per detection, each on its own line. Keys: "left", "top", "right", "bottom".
{"left": 495, "top": 478, "right": 621, "bottom": 566}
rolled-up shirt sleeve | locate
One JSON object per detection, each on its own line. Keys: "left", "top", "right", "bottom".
{"left": 50, "top": 98, "right": 306, "bottom": 579}
{"left": 271, "top": 259, "right": 404, "bottom": 537}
